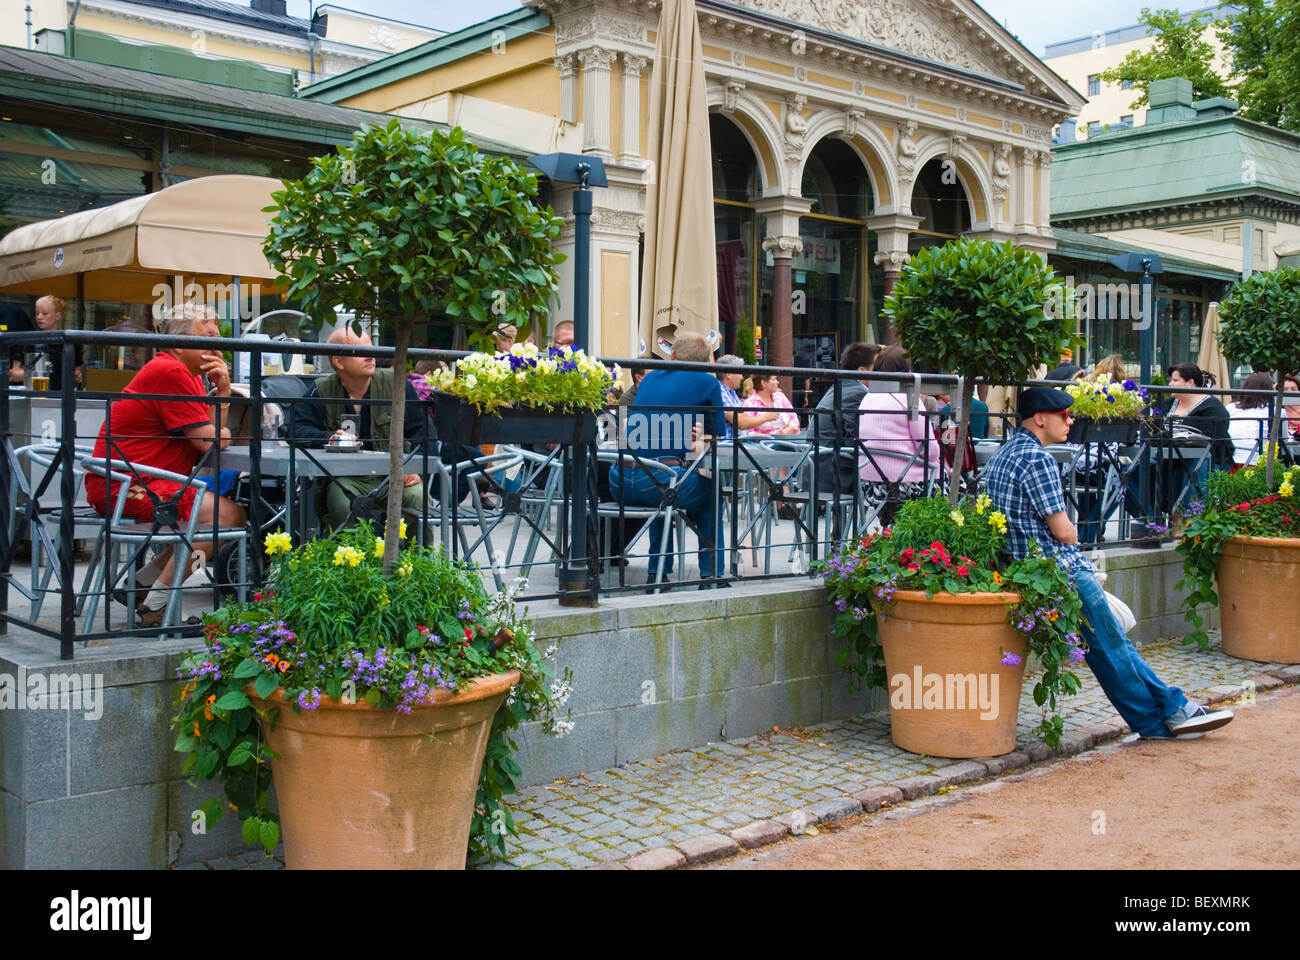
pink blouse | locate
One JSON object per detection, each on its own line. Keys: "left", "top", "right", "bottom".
{"left": 742, "top": 390, "right": 800, "bottom": 436}
{"left": 857, "top": 392, "right": 940, "bottom": 483}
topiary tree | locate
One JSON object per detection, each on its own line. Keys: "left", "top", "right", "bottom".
{"left": 265, "top": 119, "right": 564, "bottom": 571}
{"left": 1218, "top": 266, "right": 1300, "bottom": 486}
{"left": 883, "top": 237, "right": 1076, "bottom": 505}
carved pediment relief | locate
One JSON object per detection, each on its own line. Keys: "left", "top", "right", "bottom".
{"left": 726, "top": 0, "right": 1002, "bottom": 78}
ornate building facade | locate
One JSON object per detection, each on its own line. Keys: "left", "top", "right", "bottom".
{"left": 303, "top": 0, "right": 1086, "bottom": 364}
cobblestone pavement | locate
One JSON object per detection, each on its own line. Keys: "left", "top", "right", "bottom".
{"left": 198, "top": 630, "right": 1286, "bottom": 872}
{"left": 474, "top": 630, "right": 1287, "bottom": 870}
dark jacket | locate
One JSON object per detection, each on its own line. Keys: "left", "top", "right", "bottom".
{"left": 1161, "top": 394, "right": 1233, "bottom": 473}
{"left": 812, "top": 378, "right": 868, "bottom": 493}
{"left": 288, "top": 369, "right": 439, "bottom": 458}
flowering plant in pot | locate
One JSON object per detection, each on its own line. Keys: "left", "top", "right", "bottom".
{"left": 172, "top": 522, "right": 572, "bottom": 867}
{"left": 1064, "top": 374, "right": 1148, "bottom": 444}
{"left": 1177, "top": 460, "right": 1300, "bottom": 661}
{"left": 820, "top": 495, "right": 1087, "bottom": 754}
{"left": 427, "top": 342, "right": 617, "bottom": 413}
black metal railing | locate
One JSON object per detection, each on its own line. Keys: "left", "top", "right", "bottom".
{"left": 2, "top": 329, "right": 1297, "bottom": 658}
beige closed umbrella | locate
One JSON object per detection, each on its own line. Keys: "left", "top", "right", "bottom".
{"left": 639, "top": 0, "right": 718, "bottom": 359}
{"left": 1197, "top": 302, "right": 1233, "bottom": 390}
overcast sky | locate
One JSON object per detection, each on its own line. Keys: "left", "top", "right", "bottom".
{"left": 289, "top": 1, "right": 1184, "bottom": 58}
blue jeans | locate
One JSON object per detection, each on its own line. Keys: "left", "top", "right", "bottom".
{"left": 1075, "top": 565, "right": 1187, "bottom": 737}
{"left": 608, "top": 464, "right": 723, "bottom": 579}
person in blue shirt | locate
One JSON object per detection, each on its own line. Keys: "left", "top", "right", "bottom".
{"left": 610, "top": 332, "right": 726, "bottom": 589}
{"left": 984, "top": 387, "right": 1233, "bottom": 739}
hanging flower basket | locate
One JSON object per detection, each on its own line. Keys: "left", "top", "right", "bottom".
{"left": 431, "top": 390, "right": 596, "bottom": 446}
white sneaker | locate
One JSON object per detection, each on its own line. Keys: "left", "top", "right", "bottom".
{"left": 1166, "top": 703, "right": 1234, "bottom": 737}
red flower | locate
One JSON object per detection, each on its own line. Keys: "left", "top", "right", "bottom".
{"left": 901, "top": 547, "right": 915, "bottom": 563}
{"left": 907, "top": 563, "right": 920, "bottom": 572}
{"left": 883, "top": 529, "right": 892, "bottom": 538}
{"left": 253, "top": 592, "right": 262, "bottom": 602}
{"left": 464, "top": 626, "right": 474, "bottom": 642}
{"left": 920, "top": 549, "right": 931, "bottom": 559}
{"left": 929, "top": 541, "right": 944, "bottom": 553}
{"left": 957, "top": 565, "right": 969, "bottom": 577}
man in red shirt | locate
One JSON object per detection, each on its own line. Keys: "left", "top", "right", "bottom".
{"left": 86, "top": 303, "right": 246, "bottom": 626}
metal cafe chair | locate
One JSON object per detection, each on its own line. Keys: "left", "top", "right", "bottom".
{"left": 78, "top": 455, "right": 248, "bottom": 635}
{"left": 596, "top": 449, "right": 693, "bottom": 591}
{"left": 7, "top": 442, "right": 97, "bottom": 621}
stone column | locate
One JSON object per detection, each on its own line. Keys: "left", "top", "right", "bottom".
{"left": 555, "top": 54, "right": 577, "bottom": 125}
{"left": 1014, "top": 147, "right": 1035, "bottom": 235}
{"left": 754, "top": 195, "right": 813, "bottom": 393}
{"left": 578, "top": 47, "right": 615, "bottom": 158}
{"left": 1035, "top": 150, "right": 1053, "bottom": 234}
{"left": 619, "top": 55, "right": 646, "bottom": 165}
{"left": 866, "top": 213, "right": 922, "bottom": 344}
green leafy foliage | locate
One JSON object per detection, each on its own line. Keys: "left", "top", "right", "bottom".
{"left": 264, "top": 119, "right": 564, "bottom": 346}
{"left": 263, "top": 119, "right": 565, "bottom": 569}
{"left": 172, "top": 523, "right": 573, "bottom": 864}
{"left": 883, "top": 238, "right": 1071, "bottom": 388}
{"left": 1176, "top": 462, "right": 1300, "bottom": 648}
{"left": 1218, "top": 267, "right": 1300, "bottom": 379}
{"left": 1099, "top": 7, "right": 1232, "bottom": 108}
{"left": 815, "top": 495, "right": 1086, "bottom": 747}
{"left": 1216, "top": 0, "right": 1300, "bottom": 132}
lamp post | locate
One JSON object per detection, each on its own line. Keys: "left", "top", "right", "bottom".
{"left": 526, "top": 153, "right": 607, "bottom": 605}
{"left": 1108, "top": 252, "right": 1164, "bottom": 524}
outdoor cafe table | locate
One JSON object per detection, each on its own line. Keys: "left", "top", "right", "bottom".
{"left": 216, "top": 444, "right": 447, "bottom": 543}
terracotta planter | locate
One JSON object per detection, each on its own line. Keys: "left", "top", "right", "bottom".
{"left": 877, "top": 590, "right": 1026, "bottom": 759}
{"left": 1215, "top": 536, "right": 1300, "bottom": 663}
{"left": 249, "top": 670, "right": 519, "bottom": 869}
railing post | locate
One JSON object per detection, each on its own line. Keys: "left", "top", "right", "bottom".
{"left": 59, "top": 337, "right": 76, "bottom": 661}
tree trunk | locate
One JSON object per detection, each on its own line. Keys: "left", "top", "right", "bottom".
{"left": 946, "top": 377, "right": 975, "bottom": 507}
{"left": 383, "top": 318, "right": 411, "bottom": 576}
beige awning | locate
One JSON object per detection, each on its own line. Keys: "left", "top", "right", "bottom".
{"left": 0, "top": 175, "right": 284, "bottom": 303}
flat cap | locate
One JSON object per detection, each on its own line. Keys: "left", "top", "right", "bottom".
{"left": 1017, "top": 386, "right": 1074, "bottom": 420}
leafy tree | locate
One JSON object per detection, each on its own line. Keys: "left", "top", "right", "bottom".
{"left": 883, "top": 238, "right": 1075, "bottom": 505}
{"left": 1217, "top": 0, "right": 1300, "bottom": 132}
{"left": 1099, "top": 7, "right": 1231, "bottom": 109}
{"left": 1217, "top": 267, "right": 1300, "bottom": 485}
{"left": 265, "top": 119, "right": 564, "bottom": 570}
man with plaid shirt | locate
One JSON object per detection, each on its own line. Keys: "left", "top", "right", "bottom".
{"left": 984, "top": 387, "right": 1232, "bottom": 739}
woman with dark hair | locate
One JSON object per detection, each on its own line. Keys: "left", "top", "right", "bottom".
{"left": 1226, "top": 371, "right": 1274, "bottom": 465}
{"left": 1154, "top": 362, "right": 1232, "bottom": 515}
{"left": 857, "top": 346, "right": 941, "bottom": 524}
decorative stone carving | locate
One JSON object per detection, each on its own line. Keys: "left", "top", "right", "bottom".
{"left": 897, "top": 120, "right": 919, "bottom": 184}
{"left": 906, "top": 93, "right": 917, "bottom": 109}
{"left": 784, "top": 95, "right": 807, "bottom": 160}
{"left": 623, "top": 55, "right": 647, "bottom": 78}
{"left": 956, "top": 106, "right": 966, "bottom": 122}
{"left": 947, "top": 131, "right": 967, "bottom": 160}
{"left": 555, "top": 15, "right": 597, "bottom": 44}
{"left": 726, "top": 0, "right": 998, "bottom": 76}
{"left": 722, "top": 78, "right": 746, "bottom": 114}
{"left": 762, "top": 235, "right": 804, "bottom": 256}
{"left": 369, "top": 25, "right": 401, "bottom": 50}
{"left": 991, "top": 143, "right": 1011, "bottom": 204}
{"left": 577, "top": 46, "right": 616, "bottom": 70}
{"left": 795, "top": 65, "right": 807, "bottom": 81}
{"left": 853, "top": 80, "right": 864, "bottom": 96}
{"left": 731, "top": 50, "right": 745, "bottom": 66}
{"left": 554, "top": 53, "right": 576, "bottom": 78}
{"left": 844, "top": 107, "right": 866, "bottom": 139}
{"left": 873, "top": 250, "right": 911, "bottom": 270}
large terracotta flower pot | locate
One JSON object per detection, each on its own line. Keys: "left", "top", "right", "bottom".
{"left": 249, "top": 670, "right": 519, "bottom": 869}
{"left": 1216, "top": 536, "right": 1300, "bottom": 663}
{"left": 877, "top": 590, "right": 1026, "bottom": 759}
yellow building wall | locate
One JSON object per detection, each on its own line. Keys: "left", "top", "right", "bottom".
{"left": 314, "top": 8, "right": 438, "bottom": 50}
{"left": 75, "top": 13, "right": 311, "bottom": 72}
{"left": 601, "top": 251, "right": 632, "bottom": 360}
{"left": 337, "top": 31, "right": 556, "bottom": 114}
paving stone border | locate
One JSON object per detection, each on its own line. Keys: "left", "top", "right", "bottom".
{"left": 613, "top": 675, "right": 1293, "bottom": 870}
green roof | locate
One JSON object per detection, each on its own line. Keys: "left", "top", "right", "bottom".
{"left": 300, "top": 7, "right": 551, "bottom": 104}
{"left": 0, "top": 45, "right": 529, "bottom": 156}
{"left": 1051, "top": 227, "right": 1240, "bottom": 282}
{"left": 1052, "top": 115, "right": 1300, "bottom": 222}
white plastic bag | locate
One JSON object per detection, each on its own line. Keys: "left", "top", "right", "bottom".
{"left": 1105, "top": 590, "right": 1137, "bottom": 634}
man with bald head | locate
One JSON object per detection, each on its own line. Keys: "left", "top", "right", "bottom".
{"left": 288, "top": 325, "right": 439, "bottom": 532}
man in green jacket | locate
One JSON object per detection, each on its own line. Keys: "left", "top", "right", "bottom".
{"left": 288, "top": 326, "right": 440, "bottom": 532}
